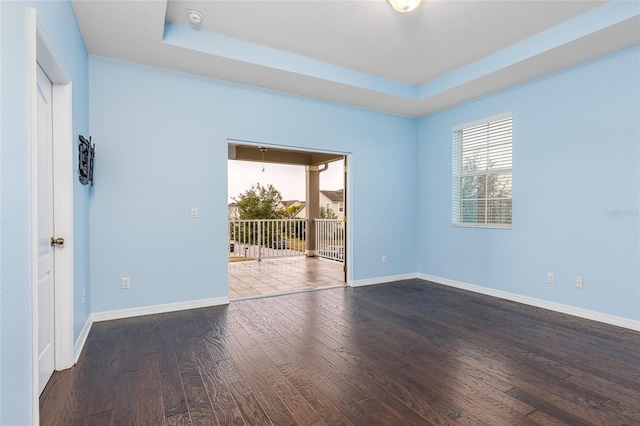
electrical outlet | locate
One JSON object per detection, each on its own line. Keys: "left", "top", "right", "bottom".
{"left": 382, "top": 255, "right": 387, "bottom": 264}
{"left": 122, "top": 277, "right": 131, "bottom": 289}
{"left": 547, "top": 272, "right": 555, "bottom": 284}
{"left": 190, "top": 207, "right": 198, "bottom": 218}
{"left": 575, "top": 277, "right": 584, "bottom": 289}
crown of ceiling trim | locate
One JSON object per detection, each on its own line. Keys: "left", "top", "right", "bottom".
{"left": 73, "top": 1, "right": 640, "bottom": 118}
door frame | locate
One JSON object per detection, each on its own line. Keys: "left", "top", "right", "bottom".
{"left": 29, "top": 9, "right": 75, "bottom": 420}
{"left": 226, "top": 139, "right": 353, "bottom": 286}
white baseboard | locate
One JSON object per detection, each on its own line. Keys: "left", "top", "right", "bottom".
{"left": 351, "top": 273, "right": 419, "bottom": 288}
{"left": 91, "top": 296, "right": 230, "bottom": 323}
{"left": 418, "top": 273, "right": 640, "bottom": 332}
{"left": 73, "top": 315, "right": 93, "bottom": 363}
{"left": 71, "top": 296, "right": 230, "bottom": 363}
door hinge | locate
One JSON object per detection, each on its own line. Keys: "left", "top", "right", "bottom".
{"left": 343, "top": 165, "right": 348, "bottom": 173}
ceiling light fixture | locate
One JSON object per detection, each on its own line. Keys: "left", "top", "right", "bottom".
{"left": 259, "top": 147, "right": 267, "bottom": 172}
{"left": 388, "top": 0, "right": 422, "bottom": 13}
{"left": 186, "top": 10, "right": 203, "bottom": 24}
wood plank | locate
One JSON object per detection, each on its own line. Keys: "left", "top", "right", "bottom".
{"left": 224, "top": 335, "right": 299, "bottom": 426}
{"left": 39, "top": 369, "right": 81, "bottom": 426}
{"left": 137, "top": 313, "right": 162, "bottom": 355}
{"left": 138, "top": 353, "right": 165, "bottom": 426}
{"left": 157, "top": 327, "right": 189, "bottom": 419}
{"left": 165, "top": 412, "right": 192, "bottom": 426}
{"left": 271, "top": 290, "right": 524, "bottom": 425}
{"left": 458, "top": 352, "right": 632, "bottom": 424}
{"left": 356, "top": 396, "right": 429, "bottom": 426}
{"left": 233, "top": 302, "right": 371, "bottom": 425}
{"left": 119, "top": 318, "right": 142, "bottom": 373}
{"left": 217, "top": 357, "right": 273, "bottom": 425}
{"left": 112, "top": 371, "right": 139, "bottom": 426}
{"left": 282, "top": 394, "right": 326, "bottom": 426}
{"left": 527, "top": 409, "right": 570, "bottom": 426}
{"left": 85, "top": 410, "right": 112, "bottom": 426}
{"left": 192, "top": 339, "right": 244, "bottom": 426}
{"left": 171, "top": 320, "right": 218, "bottom": 426}
{"left": 506, "top": 388, "right": 589, "bottom": 426}
{"left": 87, "top": 326, "right": 125, "bottom": 416}
{"left": 40, "top": 280, "right": 640, "bottom": 426}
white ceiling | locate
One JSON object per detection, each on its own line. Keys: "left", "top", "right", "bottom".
{"left": 72, "top": 0, "right": 640, "bottom": 118}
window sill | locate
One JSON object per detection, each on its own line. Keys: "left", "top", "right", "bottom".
{"left": 452, "top": 222, "right": 512, "bottom": 230}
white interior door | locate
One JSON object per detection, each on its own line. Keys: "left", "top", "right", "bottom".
{"left": 36, "top": 64, "right": 55, "bottom": 395}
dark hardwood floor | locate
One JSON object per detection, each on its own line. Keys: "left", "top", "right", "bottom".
{"left": 40, "top": 279, "right": 640, "bottom": 425}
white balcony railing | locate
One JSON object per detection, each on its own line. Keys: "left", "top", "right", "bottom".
{"left": 229, "top": 219, "right": 307, "bottom": 261}
{"left": 315, "top": 219, "right": 344, "bottom": 262}
{"left": 228, "top": 218, "right": 345, "bottom": 263}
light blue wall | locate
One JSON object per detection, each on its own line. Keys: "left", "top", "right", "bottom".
{"left": 2, "top": 4, "right": 637, "bottom": 423}
{"left": 0, "top": 2, "right": 31, "bottom": 424}
{"left": 88, "top": 56, "right": 418, "bottom": 313}
{"left": 417, "top": 46, "right": 640, "bottom": 321}
{"left": 0, "top": 1, "right": 89, "bottom": 423}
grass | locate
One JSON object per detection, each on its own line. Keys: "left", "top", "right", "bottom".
{"left": 285, "top": 238, "right": 307, "bottom": 252}
{"left": 229, "top": 257, "right": 256, "bottom": 263}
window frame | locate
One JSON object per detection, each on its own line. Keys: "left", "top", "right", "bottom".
{"left": 452, "top": 112, "right": 513, "bottom": 229}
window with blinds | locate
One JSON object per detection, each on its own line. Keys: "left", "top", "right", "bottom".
{"left": 452, "top": 113, "right": 512, "bottom": 228}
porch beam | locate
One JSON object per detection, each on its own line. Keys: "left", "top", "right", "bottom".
{"left": 305, "top": 165, "right": 320, "bottom": 256}
{"left": 229, "top": 145, "right": 342, "bottom": 166}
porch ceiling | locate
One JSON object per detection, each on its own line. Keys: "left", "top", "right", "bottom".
{"left": 228, "top": 144, "right": 343, "bottom": 167}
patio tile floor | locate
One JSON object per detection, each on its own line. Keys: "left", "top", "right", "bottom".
{"left": 228, "top": 256, "right": 345, "bottom": 299}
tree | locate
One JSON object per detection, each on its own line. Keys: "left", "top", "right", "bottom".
{"left": 319, "top": 206, "right": 337, "bottom": 219}
{"left": 233, "top": 183, "right": 286, "bottom": 220}
{"left": 231, "top": 183, "right": 287, "bottom": 248}
{"left": 460, "top": 156, "right": 512, "bottom": 224}
{"left": 284, "top": 204, "right": 304, "bottom": 219}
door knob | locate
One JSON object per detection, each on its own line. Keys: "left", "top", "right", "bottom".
{"left": 50, "top": 237, "right": 65, "bottom": 246}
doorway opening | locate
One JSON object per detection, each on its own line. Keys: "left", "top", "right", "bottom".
{"left": 227, "top": 141, "right": 349, "bottom": 299}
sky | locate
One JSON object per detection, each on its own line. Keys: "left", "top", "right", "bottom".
{"left": 228, "top": 159, "right": 344, "bottom": 203}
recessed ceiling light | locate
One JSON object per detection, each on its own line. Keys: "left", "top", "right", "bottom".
{"left": 187, "top": 10, "right": 203, "bottom": 24}
{"left": 388, "top": 0, "right": 422, "bottom": 13}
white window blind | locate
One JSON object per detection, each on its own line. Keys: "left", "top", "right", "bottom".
{"left": 452, "top": 113, "right": 513, "bottom": 228}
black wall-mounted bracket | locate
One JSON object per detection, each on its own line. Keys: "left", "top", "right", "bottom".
{"left": 79, "top": 135, "right": 95, "bottom": 186}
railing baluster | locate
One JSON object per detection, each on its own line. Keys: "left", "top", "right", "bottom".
{"left": 313, "top": 219, "right": 344, "bottom": 263}
{"left": 228, "top": 218, "right": 308, "bottom": 261}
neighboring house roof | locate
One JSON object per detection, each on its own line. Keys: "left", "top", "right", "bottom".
{"left": 280, "top": 200, "right": 302, "bottom": 208}
{"left": 320, "top": 189, "right": 344, "bottom": 202}
{"left": 228, "top": 202, "right": 238, "bottom": 207}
